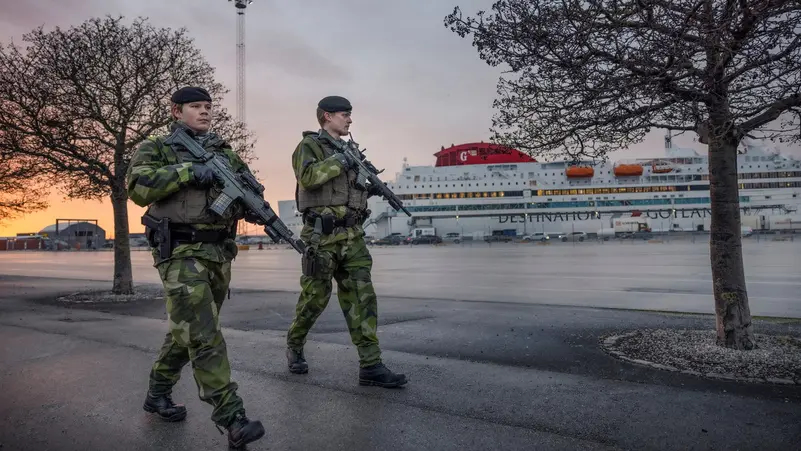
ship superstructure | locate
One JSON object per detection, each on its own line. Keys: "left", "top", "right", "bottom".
{"left": 365, "top": 134, "right": 801, "bottom": 238}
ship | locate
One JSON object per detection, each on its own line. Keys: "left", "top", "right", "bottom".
{"left": 356, "top": 133, "right": 801, "bottom": 240}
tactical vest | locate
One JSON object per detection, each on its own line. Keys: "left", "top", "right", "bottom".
{"left": 296, "top": 133, "right": 369, "bottom": 214}
{"left": 145, "top": 136, "right": 242, "bottom": 226}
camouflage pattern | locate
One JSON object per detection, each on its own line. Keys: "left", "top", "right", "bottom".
{"left": 287, "top": 130, "right": 382, "bottom": 367}
{"left": 148, "top": 256, "right": 244, "bottom": 427}
{"left": 127, "top": 121, "right": 250, "bottom": 239}
{"left": 292, "top": 130, "right": 347, "bottom": 194}
{"left": 286, "top": 232, "right": 382, "bottom": 367}
{"left": 293, "top": 129, "right": 370, "bottom": 223}
{"left": 126, "top": 122, "right": 247, "bottom": 265}
{"left": 125, "top": 121, "right": 253, "bottom": 428}
{"left": 291, "top": 130, "right": 367, "bottom": 246}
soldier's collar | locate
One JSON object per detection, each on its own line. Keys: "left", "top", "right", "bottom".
{"left": 316, "top": 129, "right": 346, "bottom": 147}
{"left": 170, "top": 121, "right": 217, "bottom": 138}
{"left": 169, "top": 121, "right": 225, "bottom": 148}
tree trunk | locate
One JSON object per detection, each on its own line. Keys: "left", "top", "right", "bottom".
{"left": 707, "top": 131, "right": 756, "bottom": 350}
{"left": 111, "top": 180, "right": 134, "bottom": 295}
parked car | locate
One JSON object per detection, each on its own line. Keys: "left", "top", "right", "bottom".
{"left": 372, "top": 234, "right": 403, "bottom": 245}
{"left": 484, "top": 234, "right": 514, "bottom": 243}
{"left": 411, "top": 235, "right": 443, "bottom": 245}
{"left": 560, "top": 231, "right": 587, "bottom": 242}
{"left": 522, "top": 232, "right": 550, "bottom": 242}
{"left": 443, "top": 232, "right": 463, "bottom": 243}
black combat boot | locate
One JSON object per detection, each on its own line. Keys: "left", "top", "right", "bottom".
{"left": 359, "top": 363, "right": 408, "bottom": 388}
{"left": 143, "top": 392, "right": 187, "bottom": 422}
{"left": 225, "top": 412, "right": 265, "bottom": 449}
{"left": 286, "top": 347, "right": 308, "bottom": 374}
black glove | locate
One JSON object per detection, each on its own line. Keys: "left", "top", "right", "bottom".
{"left": 244, "top": 209, "right": 267, "bottom": 225}
{"left": 190, "top": 164, "right": 223, "bottom": 188}
{"left": 243, "top": 200, "right": 270, "bottom": 225}
{"left": 367, "top": 182, "right": 384, "bottom": 198}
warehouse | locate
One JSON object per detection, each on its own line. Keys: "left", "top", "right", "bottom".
{"left": 39, "top": 221, "right": 106, "bottom": 250}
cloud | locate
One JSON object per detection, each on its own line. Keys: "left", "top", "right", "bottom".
{"left": 1, "top": 0, "right": 799, "bottom": 237}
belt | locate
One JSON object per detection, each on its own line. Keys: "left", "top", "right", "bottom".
{"left": 171, "top": 227, "right": 230, "bottom": 244}
{"left": 302, "top": 211, "right": 364, "bottom": 234}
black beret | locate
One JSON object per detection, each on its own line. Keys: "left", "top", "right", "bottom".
{"left": 318, "top": 95, "right": 352, "bottom": 113}
{"left": 171, "top": 86, "right": 212, "bottom": 104}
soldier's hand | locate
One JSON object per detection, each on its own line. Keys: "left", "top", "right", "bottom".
{"left": 243, "top": 200, "right": 270, "bottom": 225}
{"left": 244, "top": 210, "right": 267, "bottom": 225}
{"left": 367, "top": 182, "right": 384, "bottom": 198}
{"left": 190, "top": 164, "right": 223, "bottom": 188}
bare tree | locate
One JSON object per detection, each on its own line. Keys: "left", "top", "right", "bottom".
{"left": 0, "top": 149, "right": 48, "bottom": 224}
{"left": 0, "top": 15, "right": 257, "bottom": 294}
{"left": 445, "top": 0, "right": 801, "bottom": 350}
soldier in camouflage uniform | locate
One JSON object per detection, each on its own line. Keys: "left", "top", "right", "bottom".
{"left": 126, "top": 86, "right": 266, "bottom": 448}
{"left": 285, "top": 95, "right": 407, "bottom": 388}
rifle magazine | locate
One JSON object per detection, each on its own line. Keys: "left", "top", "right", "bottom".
{"left": 210, "top": 193, "right": 233, "bottom": 216}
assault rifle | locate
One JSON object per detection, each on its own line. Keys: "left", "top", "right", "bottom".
{"left": 333, "top": 133, "right": 411, "bottom": 217}
{"left": 164, "top": 126, "right": 306, "bottom": 254}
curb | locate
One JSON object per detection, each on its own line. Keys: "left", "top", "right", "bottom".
{"left": 601, "top": 331, "right": 800, "bottom": 386}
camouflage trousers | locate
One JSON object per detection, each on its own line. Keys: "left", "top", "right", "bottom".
{"left": 286, "top": 235, "right": 382, "bottom": 367}
{"left": 149, "top": 256, "right": 245, "bottom": 427}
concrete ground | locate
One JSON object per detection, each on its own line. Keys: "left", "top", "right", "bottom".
{"left": 1, "top": 239, "right": 799, "bottom": 317}
{"left": 0, "top": 275, "right": 799, "bottom": 451}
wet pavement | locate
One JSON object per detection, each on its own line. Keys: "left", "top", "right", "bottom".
{"left": 0, "top": 274, "right": 800, "bottom": 451}
{"left": 0, "top": 238, "right": 799, "bottom": 317}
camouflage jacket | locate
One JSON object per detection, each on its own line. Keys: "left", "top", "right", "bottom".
{"left": 126, "top": 121, "right": 252, "bottom": 263}
{"left": 291, "top": 129, "right": 365, "bottom": 246}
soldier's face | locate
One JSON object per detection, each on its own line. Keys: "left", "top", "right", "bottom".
{"left": 174, "top": 101, "right": 212, "bottom": 133}
{"left": 326, "top": 111, "right": 352, "bottom": 136}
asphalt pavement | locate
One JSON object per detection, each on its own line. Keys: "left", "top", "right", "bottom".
{"left": 0, "top": 275, "right": 799, "bottom": 451}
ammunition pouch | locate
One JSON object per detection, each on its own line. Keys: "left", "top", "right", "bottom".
{"left": 301, "top": 247, "right": 321, "bottom": 277}
{"left": 301, "top": 216, "right": 325, "bottom": 278}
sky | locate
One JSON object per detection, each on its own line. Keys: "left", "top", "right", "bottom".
{"left": 1, "top": 0, "right": 799, "bottom": 238}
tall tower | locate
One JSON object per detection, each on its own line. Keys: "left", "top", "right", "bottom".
{"left": 229, "top": 0, "right": 253, "bottom": 237}
{"left": 229, "top": 0, "right": 252, "bottom": 125}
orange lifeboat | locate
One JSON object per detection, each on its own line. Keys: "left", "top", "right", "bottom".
{"left": 613, "top": 164, "right": 643, "bottom": 177}
{"left": 565, "top": 166, "right": 594, "bottom": 178}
